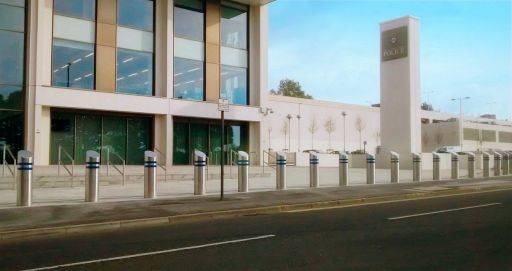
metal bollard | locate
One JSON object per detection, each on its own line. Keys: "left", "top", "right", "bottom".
{"left": 339, "top": 152, "right": 349, "bottom": 186}
{"left": 390, "top": 151, "right": 399, "bottom": 183}
{"left": 467, "top": 152, "right": 475, "bottom": 179}
{"left": 17, "top": 150, "right": 33, "bottom": 207}
{"left": 493, "top": 152, "right": 501, "bottom": 176}
{"left": 309, "top": 152, "right": 319, "bottom": 188}
{"left": 144, "top": 151, "right": 157, "bottom": 198}
{"left": 366, "top": 154, "right": 375, "bottom": 185}
{"left": 482, "top": 152, "right": 490, "bottom": 177}
{"left": 432, "top": 152, "right": 440, "bottom": 180}
{"left": 276, "top": 152, "right": 287, "bottom": 190}
{"left": 502, "top": 152, "right": 509, "bottom": 175}
{"left": 194, "top": 150, "right": 207, "bottom": 195}
{"left": 450, "top": 152, "right": 459, "bottom": 179}
{"left": 85, "top": 150, "right": 100, "bottom": 202}
{"left": 237, "top": 151, "right": 249, "bottom": 192}
{"left": 412, "top": 153, "right": 421, "bottom": 182}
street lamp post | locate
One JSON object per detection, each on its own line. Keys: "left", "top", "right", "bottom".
{"left": 341, "top": 111, "right": 347, "bottom": 152}
{"left": 451, "top": 97, "right": 470, "bottom": 152}
{"left": 286, "top": 114, "right": 292, "bottom": 152}
{"left": 297, "top": 114, "right": 302, "bottom": 153}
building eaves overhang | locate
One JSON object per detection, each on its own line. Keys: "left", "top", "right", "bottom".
{"left": 230, "top": 0, "right": 275, "bottom": 6}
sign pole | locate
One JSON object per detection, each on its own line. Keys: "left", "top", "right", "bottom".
{"left": 220, "top": 110, "right": 224, "bottom": 201}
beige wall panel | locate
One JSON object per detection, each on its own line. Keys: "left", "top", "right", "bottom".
{"left": 96, "top": 22, "right": 116, "bottom": 47}
{"left": 205, "top": 63, "right": 220, "bottom": 102}
{"left": 205, "top": 1, "right": 220, "bottom": 45}
{"left": 95, "top": 45, "right": 116, "bottom": 92}
{"left": 97, "top": 0, "right": 117, "bottom": 25}
{"left": 205, "top": 43, "right": 220, "bottom": 64}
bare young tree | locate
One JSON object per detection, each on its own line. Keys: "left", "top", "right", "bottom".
{"left": 435, "top": 132, "right": 444, "bottom": 148}
{"left": 374, "top": 131, "right": 381, "bottom": 146}
{"left": 355, "top": 116, "right": 366, "bottom": 150}
{"left": 422, "top": 133, "right": 430, "bottom": 151}
{"left": 324, "top": 117, "right": 336, "bottom": 150}
{"left": 308, "top": 117, "right": 318, "bottom": 149}
{"left": 281, "top": 120, "right": 289, "bottom": 150}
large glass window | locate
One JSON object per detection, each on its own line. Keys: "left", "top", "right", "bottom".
{"left": 52, "top": 39, "right": 95, "bottom": 89}
{"left": 54, "top": 0, "right": 95, "bottom": 20}
{"left": 117, "top": 0, "right": 154, "bottom": 31}
{"left": 173, "top": 57, "right": 204, "bottom": 100}
{"left": 50, "top": 111, "right": 152, "bottom": 165}
{"left": 116, "top": 49, "right": 153, "bottom": 95}
{"left": 0, "top": 1, "right": 25, "bottom": 155}
{"left": 221, "top": 65, "right": 247, "bottom": 105}
{"left": 52, "top": 0, "right": 95, "bottom": 90}
{"left": 173, "top": 0, "right": 204, "bottom": 101}
{"left": 220, "top": 2, "right": 248, "bottom": 105}
{"left": 221, "top": 4, "right": 247, "bottom": 50}
{"left": 174, "top": 0, "right": 204, "bottom": 41}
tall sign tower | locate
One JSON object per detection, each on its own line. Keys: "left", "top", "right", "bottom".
{"left": 380, "top": 16, "right": 421, "bottom": 168}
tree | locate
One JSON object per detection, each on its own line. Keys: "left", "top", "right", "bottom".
{"left": 421, "top": 102, "right": 434, "bottom": 111}
{"left": 435, "top": 132, "right": 444, "bottom": 148}
{"left": 355, "top": 116, "right": 366, "bottom": 150}
{"left": 308, "top": 117, "right": 318, "bottom": 149}
{"left": 374, "top": 131, "right": 381, "bottom": 146}
{"left": 422, "top": 133, "right": 430, "bottom": 150}
{"left": 324, "top": 117, "right": 336, "bottom": 150}
{"left": 270, "top": 79, "right": 313, "bottom": 99}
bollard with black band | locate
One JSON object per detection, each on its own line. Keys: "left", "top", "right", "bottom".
{"left": 85, "top": 150, "right": 100, "bottom": 202}
{"left": 339, "top": 152, "right": 349, "bottom": 186}
{"left": 482, "top": 152, "right": 490, "bottom": 177}
{"left": 194, "top": 150, "right": 207, "bottom": 195}
{"left": 144, "top": 151, "right": 157, "bottom": 198}
{"left": 237, "top": 151, "right": 249, "bottom": 192}
{"left": 412, "top": 153, "right": 422, "bottom": 182}
{"left": 276, "top": 152, "right": 287, "bottom": 190}
{"left": 467, "top": 152, "right": 475, "bottom": 178}
{"left": 390, "top": 151, "right": 399, "bottom": 183}
{"left": 450, "top": 152, "right": 459, "bottom": 179}
{"left": 309, "top": 152, "right": 319, "bottom": 188}
{"left": 366, "top": 154, "right": 375, "bottom": 185}
{"left": 17, "top": 150, "right": 33, "bottom": 207}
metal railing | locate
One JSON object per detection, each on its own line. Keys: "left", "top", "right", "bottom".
{"left": 57, "top": 145, "right": 75, "bottom": 182}
{"left": 263, "top": 150, "right": 276, "bottom": 174}
{"left": 103, "top": 147, "right": 126, "bottom": 186}
{"left": 153, "top": 147, "right": 167, "bottom": 181}
{"left": 229, "top": 149, "right": 239, "bottom": 178}
{"left": 1, "top": 144, "right": 16, "bottom": 178}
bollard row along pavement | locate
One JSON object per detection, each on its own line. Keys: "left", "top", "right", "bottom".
{"left": 11, "top": 148, "right": 512, "bottom": 206}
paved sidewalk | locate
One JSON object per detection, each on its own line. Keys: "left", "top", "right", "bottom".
{"left": 1, "top": 176, "right": 510, "bottom": 235}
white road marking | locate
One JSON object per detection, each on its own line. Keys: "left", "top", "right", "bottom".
{"left": 388, "top": 203, "right": 502, "bottom": 220}
{"left": 21, "top": 234, "right": 276, "bottom": 271}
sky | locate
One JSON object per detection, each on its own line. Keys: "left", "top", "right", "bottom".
{"left": 267, "top": 0, "right": 512, "bottom": 120}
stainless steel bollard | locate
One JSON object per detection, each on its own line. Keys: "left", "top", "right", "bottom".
{"left": 85, "top": 150, "right": 100, "bottom": 202}
{"left": 412, "top": 153, "right": 421, "bottom": 182}
{"left": 237, "top": 151, "right": 249, "bottom": 192}
{"left": 339, "top": 152, "right": 349, "bottom": 186}
{"left": 194, "top": 150, "right": 207, "bottom": 195}
{"left": 467, "top": 152, "right": 475, "bottom": 179}
{"left": 366, "top": 154, "right": 375, "bottom": 185}
{"left": 493, "top": 152, "right": 501, "bottom": 176}
{"left": 433, "top": 152, "right": 440, "bottom": 180}
{"left": 276, "top": 152, "right": 287, "bottom": 190}
{"left": 390, "top": 151, "right": 399, "bottom": 183}
{"left": 17, "top": 150, "right": 33, "bottom": 207}
{"left": 482, "top": 152, "right": 490, "bottom": 177}
{"left": 144, "top": 151, "right": 157, "bottom": 199}
{"left": 502, "top": 152, "right": 509, "bottom": 175}
{"left": 309, "top": 152, "right": 319, "bottom": 188}
{"left": 450, "top": 152, "right": 459, "bottom": 179}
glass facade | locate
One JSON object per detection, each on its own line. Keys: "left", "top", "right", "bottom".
{"left": 0, "top": 0, "right": 25, "bottom": 155}
{"left": 52, "top": 0, "right": 96, "bottom": 90}
{"left": 50, "top": 111, "right": 152, "bottom": 165}
{"left": 116, "top": 0, "right": 154, "bottom": 96}
{"left": 173, "top": 0, "right": 205, "bottom": 101}
{"left": 52, "top": 39, "right": 95, "bottom": 89}
{"left": 220, "top": 2, "right": 248, "bottom": 105}
{"left": 172, "top": 118, "right": 248, "bottom": 165}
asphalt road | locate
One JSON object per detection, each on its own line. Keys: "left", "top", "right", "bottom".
{"left": 1, "top": 189, "right": 511, "bottom": 271}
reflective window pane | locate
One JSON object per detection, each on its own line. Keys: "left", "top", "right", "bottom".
{"left": 175, "top": 0, "right": 202, "bottom": 10}
{"left": 0, "top": 85, "right": 22, "bottom": 110}
{"left": 51, "top": 39, "right": 95, "bottom": 89}
{"left": 0, "top": 4, "right": 24, "bottom": 32}
{"left": 173, "top": 57, "right": 204, "bottom": 100}
{"left": 173, "top": 122, "right": 189, "bottom": 165}
{"left": 126, "top": 117, "right": 151, "bottom": 165}
{"left": 0, "top": 30, "right": 24, "bottom": 86}
{"left": 101, "top": 116, "right": 127, "bottom": 165}
{"left": 54, "top": 0, "right": 95, "bottom": 21}
{"left": 0, "top": 0, "right": 25, "bottom": 7}
{"left": 75, "top": 114, "right": 101, "bottom": 164}
{"left": 221, "top": 65, "right": 247, "bottom": 105}
{"left": 118, "top": 0, "right": 154, "bottom": 32}
{"left": 221, "top": 6, "right": 247, "bottom": 49}
{"left": 0, "top": 110, "right": 23, "bottom": 157}
{"left": 50, "top": 112, "right": 75, "bottom": 164}
{"left": 174, "top": 6, "right": 204, "bottom": 41}
{"left": 116, "top": 48, "right": 153, "bottom": 96}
